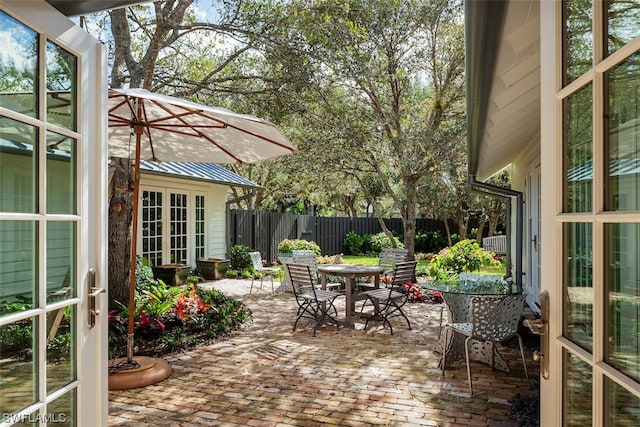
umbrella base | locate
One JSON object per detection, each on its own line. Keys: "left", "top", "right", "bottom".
{"left": 108, "top": 356, "right": 172, "bottom": 390}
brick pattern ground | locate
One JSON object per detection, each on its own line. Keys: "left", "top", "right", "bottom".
{"left": 109, "top": 279, "right": 539, "bottom": 426}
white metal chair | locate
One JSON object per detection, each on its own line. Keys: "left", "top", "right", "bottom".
{"left": 286, "top": 263, "right": 343, "bottom": 336}
{"left": 362, "top": 260, "right": 417, "bottom": 334}
{"left": 441, "top": 293, "right": 530, "bottom": 396}
{"left": 249, "top": 251, "right": 279, "bottom": 294}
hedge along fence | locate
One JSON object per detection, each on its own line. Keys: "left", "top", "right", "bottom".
{"left": 227, "top": 209, "right": 450, "bottom": 264}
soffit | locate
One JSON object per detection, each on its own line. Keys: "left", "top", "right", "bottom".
{"left": 45, "top": 1, "right": 150, "bottom": 16}
{"left": 468, "top": 0, "right": 541, "bottom": 180}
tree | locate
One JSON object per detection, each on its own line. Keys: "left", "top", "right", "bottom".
{"left": 86, "top": 0, "right": 285, "bottom": 308}
{"left": 234, "top": 0, "right": 467, "bottom": 258}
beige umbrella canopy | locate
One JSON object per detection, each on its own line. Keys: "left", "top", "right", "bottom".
{"left": 108, "top": 87, "right": 296, "bottom": 163}
{"left": 107, "top": 88, "right": 295, "bottom": 389}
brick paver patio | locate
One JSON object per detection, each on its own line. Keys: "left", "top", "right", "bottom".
{"left": 108, "top": 279, "right": 539, "bottom": 426}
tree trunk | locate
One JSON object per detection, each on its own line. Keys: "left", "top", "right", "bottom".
{"left": 444, "top": 220, "right": 452, "bottom": 247}
{"left": 107, "top": 157, "right": 134, "bottom": 310}
{"left": 401, "top": 175, "right": 418, "bottom": 260}
{"left": 475, "top": 217, "right": 487, "bottom": 244}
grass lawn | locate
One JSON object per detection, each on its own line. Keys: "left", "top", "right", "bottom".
{"left": 341, "top": 255, "right": 506, "bottom": 276}
{"left": 269, "top": 255, "right": 506, "bottom": 279}
{"left": 341, "top": 255, "right": 431, "bottom": 271}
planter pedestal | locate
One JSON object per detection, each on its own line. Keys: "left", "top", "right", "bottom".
{"left": 151, "top": 264, "right": 190, "bottom": 286}
{"left": 196, "top": 258, "right": 229, "bottom": 280}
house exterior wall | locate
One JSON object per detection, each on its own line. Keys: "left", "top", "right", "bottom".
{"left": 138, "top": 172, "right": 229, "bottom": 268}
{"left": 510, "top": 133, "right": 542, "bottom": 310}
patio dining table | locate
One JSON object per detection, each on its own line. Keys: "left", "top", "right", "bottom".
{"left": 425, "top": 279, "right": 517, "bottom": 372}
{"left": 317, "top": 264, "right": 384, "bottom": 329}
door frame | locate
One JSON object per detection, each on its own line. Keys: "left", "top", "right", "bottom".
{"left": 1, "top": 2, "right": 109, "bottom": 425}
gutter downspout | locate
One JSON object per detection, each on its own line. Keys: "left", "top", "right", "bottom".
{"left": 469, "top": 175, "right": 523, "bottom": 293}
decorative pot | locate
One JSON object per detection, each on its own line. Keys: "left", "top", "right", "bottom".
{"left": 196, "top": 258, "right": 229, "bottom": 280}
{"left": 151, "top": 264, "right": 190, "bottom": 286}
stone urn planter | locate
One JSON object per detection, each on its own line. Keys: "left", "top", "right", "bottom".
{"left": 196, "top": 258, "right": 229, "bottom": 280}
{"left": 151, "top": 264, "right": 191, "bottom": 286}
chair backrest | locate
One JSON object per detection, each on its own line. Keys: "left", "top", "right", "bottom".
{"left": 389, "top": 260, "right": 418, "bottom": 290}
{"left": 286, "top": 263, "right": 318, "bottom": 298}
{"left": 379, "top": 248, "right": 409, "bottom": 273}
{"left": 281, "top": 255, "right": 318, "bottom": 291}
{"left": 470, "top": 293, "right": 525, "bottom": 342}
{"left": 249, "top": 251, "right": 264, "bottom": 271}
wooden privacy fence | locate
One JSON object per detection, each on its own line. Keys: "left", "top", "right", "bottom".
{"left": 227, "top": 209, "right": 447, "bottom": 263}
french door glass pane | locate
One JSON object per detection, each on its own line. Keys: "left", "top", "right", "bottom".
{"left": 0, "top": 11, "right": 38, "bottom": 118}
{"left": 563, "top": 222, "right": 593, "bottom": 352}
{"left": 45, "top": 41, "right": 76, "bottom": 131}
{"left": 0, "top": 116, "right": 38, "bottom": 213}
{"left": 605, "top": 223, "right": 640, "bottom": 382}
{"left": 47, "top": 222, "right": 75, "bottom": 303}
{"left": 0, "top": 221, "right": 36, "bottom": 318}
{"left": 47, "top": 389, "right": 75, "bottom": 427}
{"left": 46, "top": 132, "right": 76, "bottom": 214}
{"left": 605, "top": 52, "right": 640, "bottom": 211}
{"left": 195, "top": 195, "right": 205, "bottom": 260}
{"left": 563, "top": 0, "right": 593, "bottom": 85}
{"left": 563, "top": 83, "right": 593, "bottom": 213}
{"left": 47, "top": 306, "right": 76, "bottom": 394}
{"left": 607, "top": 378, "right": 640, "bottom": 426}
{"left": 563, "top": 350, "right": 593, "bottom": 426}
{"left": 142, "top": 190, "right": 162, "bottom": 266}
{"left": 607, "top": 1, "right": 640, "bottom": 56}
{"left": 0, "top": 317, "right": 37, "bottom": 415}
{"left": 170, "top": 193, "right": 187, "bottom": 264}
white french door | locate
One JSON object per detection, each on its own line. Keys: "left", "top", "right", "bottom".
{"left": 0, "top": 3, "right": 107, "bottom": 426}
{"left": 540, "top": 1, "right": 640, "bottom": 425}
{"left": 140, "top": 186, "right": 206, "bottom": 267}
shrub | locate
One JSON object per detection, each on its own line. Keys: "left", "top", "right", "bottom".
{"left": 415, "top": 230, "right": 447, "bottom": 253}
{"left": 343, "top": 231, "right": 364, "bottom": 255}
{"left": 370, "top": 232, "right": 403, "bottom": 253}
{"left": 427, "top": 239, "right": 498, "bottom": 280}
{"left": 229, "top": 245, "right": 252, "bottom": 270}
{"left": 277, "top": 239, "right": 321, "bottom": 255}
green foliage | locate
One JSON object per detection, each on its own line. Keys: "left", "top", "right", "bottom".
{"left": 0, "top": 299, "right": 32, "bottom": 316}
{"left": 427, "top": 239, "right": 498, "bottom": 280}
{"left": 136, "top": 256, "right": 159, "bottom": 294}
{"left": 241, "top": 270, "right": 252, "bottom": 279}
{"left": 226, "top": 270, "right": 239, "bottom": 279}
{"left": 229, "top": 244, "right": 252, "bottom": 270}
{"left": 370, "top": 232, "right": 404, "bottom": 253}
{"left": 344, "top": 231, "right": 365, "bottom": 255}
{"left": 277, "top": 239, "right": 321, "bottom": 255}
{"left": 415, "top": 230, "right": 447, "bottom": 253}
{"left": 108, "top": 284, "right": 250, "bottom": 358}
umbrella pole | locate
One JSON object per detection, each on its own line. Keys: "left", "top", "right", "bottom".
{"left": 108, "top": 100, "right": 172, "bottom": 390}
{"left": 126, "top": 123, "right": 143, "bottom": 362}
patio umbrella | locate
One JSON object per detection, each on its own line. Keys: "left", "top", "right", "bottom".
{"left": 107, "top": 88, "right": 296, "bottom": 388}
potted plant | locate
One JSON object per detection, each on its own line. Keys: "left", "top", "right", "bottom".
{"left": 151, "top": 263, "right": 191, "bottom": 286}
{"left": 196, "top": 258, "right": 230, "bottom": 280}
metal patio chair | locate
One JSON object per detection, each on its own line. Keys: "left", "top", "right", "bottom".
{"left": 249, "top": 251, "right": 279, "bottom": 294}
{"left": 287, "top": 263, "right": 343, "bottom": 337}
{"left": 358, "top": 247, "right": 409, "bottom": 298}
{"left": 362, "top": 260, "right": 417, "bottom": 334}
{"left": 441, "top": 293, "right": 530, "bottom": 396}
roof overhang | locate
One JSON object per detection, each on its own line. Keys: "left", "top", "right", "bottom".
{"left": 45, "top": 1, "right": 151, "bottom": 16}
{"left": 466, "top": 0, "right": 540, "bottom": 180}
